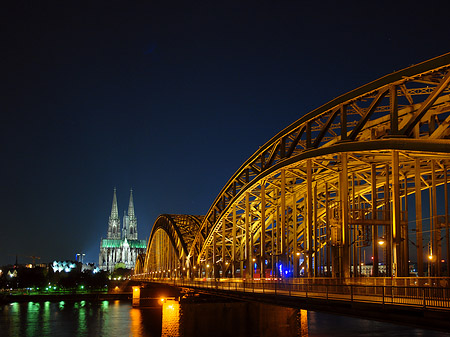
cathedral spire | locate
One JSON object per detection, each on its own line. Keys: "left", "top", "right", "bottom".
{"left": 128, "top": 188, "right": 135, "bottom": 218}
{"left": 107, "top": 187, "right": 121, "bottom": 239}
{"left": 111, "top": 187, "right": 119, "bottom": 219}
{"left": 127, "top": 188, "right": 138, "bottom": 240}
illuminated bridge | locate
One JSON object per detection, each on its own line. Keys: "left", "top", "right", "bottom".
{"left": 134, "top": 53, "right": 450, "bottom": 326}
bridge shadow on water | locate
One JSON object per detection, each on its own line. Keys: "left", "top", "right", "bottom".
{"left": 133, "top": 296, "right": 450, "bottom": 337}
{"left": 134, "top": 298, "right": 303, "bottom": 337}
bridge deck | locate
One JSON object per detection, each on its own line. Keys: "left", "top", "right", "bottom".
{"left": 151, "top": 278, "right": 450, "bottom": 309}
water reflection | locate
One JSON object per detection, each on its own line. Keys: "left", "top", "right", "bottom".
{"left": 77, "top": 300, "right": 86, "bottom": 336}
{"left": 1, "top": 299, "right": 449, "bottom": 337}
{"left": 130, "top": 306, "right": 162, "bottom": 337}
{"left": 300, "top": 309, "right": 308, "bottom": 337}
{"left": 162, "top": 300, "right": 180, "bottom": 336}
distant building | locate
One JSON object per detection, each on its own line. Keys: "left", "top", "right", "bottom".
{"left": 99, "top": 188, "right": 147, "bottom": 272}
{"left": 51, "top": 260, "right": 79, "bottom": 273}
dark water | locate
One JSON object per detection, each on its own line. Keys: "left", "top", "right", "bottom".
{"left": 0, "top": 299, "right": 449, "bottom": 337}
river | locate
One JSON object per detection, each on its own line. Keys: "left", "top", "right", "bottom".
{"left": 1, "top": 299, "right": 449, "bottom": 336}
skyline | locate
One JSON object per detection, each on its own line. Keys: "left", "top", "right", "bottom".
{"left": 2, "top": 1, "right": 450, "bottom": 266}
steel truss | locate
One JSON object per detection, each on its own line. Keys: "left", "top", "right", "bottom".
{"left": 137, "top": 52, "right": 450, "bottom": 280}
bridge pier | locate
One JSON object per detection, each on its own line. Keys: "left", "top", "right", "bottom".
{"left": 132, "top": 284, "right": 180, "bottom": 307}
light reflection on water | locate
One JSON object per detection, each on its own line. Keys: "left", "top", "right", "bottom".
{"left": 161, "top": 300, "right": 180, "bottom": 336}
{"left": 1, "top": 300, "right": 450, "bottom": 337}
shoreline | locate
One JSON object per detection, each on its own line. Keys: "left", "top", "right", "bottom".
{"left": 0, "top": 292, "right": 131, "bottom": 304}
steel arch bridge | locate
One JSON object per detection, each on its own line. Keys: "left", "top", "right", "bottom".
{"left": 136, "top": 53, "right": 450, "bottom": 281}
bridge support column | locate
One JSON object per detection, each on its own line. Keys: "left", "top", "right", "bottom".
{"left": 232, "top": 204, "right": 237, "bottom": 278}
{"left": 314, "top": 183, "right": 318, "bottom": 277}
{"left": 261, "top": 181, "right": 266, "bottom": 279}
{"left": 306, "top": 159, "right": 313, "bottom": 277}
{"left": 352, "top": 174, "right": 358, "bottom": 277}
{"left": 340, "top": 153, "right": 350, "bottom": 278}
{"left": 213, "top": 232, "right": 218, "bottom": 279}
{"left": 392, "top": 150, "right": 402, "bottom": 276}
{"left": 245, "top": 192, "right": 252, "bottom": 279}
{"left": 281, "top": 169, "right": 286, "bottom": 277}
{"left": 325, "top": 183, "right": 330, "bottom": 277}
{"left": 384, "top": 164, "right": 392, "bottom": 277}
{"left": 445, "top": 167, "right": 450, "bottom": 277}
{"left": 402, "top": 172, "right": 410, "bottom": 277}
{"left": 222, "top": 219, "right": 226, "bottom": 278}
{"left": 293, "top": 191, "right": 299, "bottom": 278}
{"left": 431, "top": 160, "right": 441, "bottom": 276}
{"left": 371, "top": 164, "right": 379, "bottom": 277}
{"left": 415, "top": 159, "right": 424, "bottom": 276}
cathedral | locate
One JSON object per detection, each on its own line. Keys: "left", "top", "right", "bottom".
{"left": 99, "top": 188, "right": 147, "bottom": 272}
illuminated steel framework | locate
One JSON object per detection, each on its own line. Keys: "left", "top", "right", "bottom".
{"left": 137, "top": 53, "right": 450, "bottom": 280}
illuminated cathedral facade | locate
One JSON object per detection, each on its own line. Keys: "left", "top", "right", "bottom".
{"left": 99, "top": 188, "right": 147, "bottom": 272}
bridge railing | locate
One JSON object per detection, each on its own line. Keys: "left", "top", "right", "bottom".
{"left": 134, "top": 276, "right": 450, "bottom": 310}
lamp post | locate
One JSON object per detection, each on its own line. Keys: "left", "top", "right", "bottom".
{"left": 377, "top": 237, "right": 386, "bottom": 276}
{"left": 427, "top": 241, "right": 434, "bottom": 276}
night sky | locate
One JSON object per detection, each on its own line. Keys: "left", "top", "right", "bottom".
{"left": 2, "top": 1, "right": 450, "bottom": 266}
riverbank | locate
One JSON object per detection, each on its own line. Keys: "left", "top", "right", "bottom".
{"left": 0, "top": 292, "right": 131, "bottom": 304}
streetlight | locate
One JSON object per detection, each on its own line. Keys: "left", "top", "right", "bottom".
{"left": 377, "top": 237, "right": 386, "bottom": 275}
{"left": 427, "top": 241, "right": 435, "bottom": 276}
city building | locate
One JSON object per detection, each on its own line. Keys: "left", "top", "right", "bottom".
{"left": 99, "top": 188, "right": 147, "bottom": 272}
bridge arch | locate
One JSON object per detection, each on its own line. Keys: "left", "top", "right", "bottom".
{"left": 139, "top": 214, "right": 203, "bottom": 278}
{"left": 138, "top": 52, "right": 450, "bottom": 280}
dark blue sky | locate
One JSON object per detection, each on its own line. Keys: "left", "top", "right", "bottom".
{"left": 1, "top": 1, "right": 450, "bottom": 265}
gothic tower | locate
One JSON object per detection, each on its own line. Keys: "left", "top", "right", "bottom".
{"left": 122, "top": 188, "right": 138, "bottom": 239}
{"left": 107, "top": 188, "right": 121, "bottom": 239}
{"left": 127, "top": 188, "right": 138, "bottom": 240}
